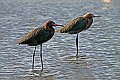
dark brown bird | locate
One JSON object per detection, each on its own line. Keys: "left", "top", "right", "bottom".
{"left": 18, "top": 21, "right": 63, "bottom": 72}
{"left": 57, "top": 13, "right": 101, "bottom": 58}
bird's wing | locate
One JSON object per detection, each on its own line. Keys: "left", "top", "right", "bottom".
{"left": 18, "top": 27, "right": 50, "bottom": 44}
{"left": 59, "top": 17, "right": 88, "bottom": 34}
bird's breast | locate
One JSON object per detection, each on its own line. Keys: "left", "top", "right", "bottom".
{"left": 83, "top": 19, "right": 93, "bottom": 30}
{"left": 45, "top": 28, "right": 55, "bottom": 41}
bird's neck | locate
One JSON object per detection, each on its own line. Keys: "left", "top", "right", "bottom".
{"left": 46, "top": 27, "right": 55, "bottom": 41}
{"left": 83, "top": 16, "right": 92, "bottom": 19}
{"left": 43, "top": 26, "right": 55, "bottom": 34}
{"left": 49, "top": 27, "right": 55, "bottom": 34}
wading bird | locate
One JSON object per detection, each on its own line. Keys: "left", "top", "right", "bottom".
{"left": 57, "top": 13, "right": 101, "bottom": 58}
{"left": 18, "top": 21, "right": 63, "bottom": 72}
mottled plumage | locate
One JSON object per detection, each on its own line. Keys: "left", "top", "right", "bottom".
{"left": 18, "top": 21, "right": 56, "bottom": 46}
{"left": 18, "top": 27, "right": 53, "bottom": 46}
{"left": 57, "top": 13, "right": 100, "bottom": 58}
{"left": 58, "top": 15, "right": 93, "bottom": 34}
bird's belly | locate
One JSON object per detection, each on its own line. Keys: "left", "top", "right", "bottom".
{"left": 27, "top": 42, "right": 40, "bottom": 46}
{"left": 68, "top": 31, "right": 77, "bottom": 34}
{"left": 27, "top": 40, "right": 45, "bottom": 46}
{"left": 68, "top": 30, "right": 82, "bottom": 34}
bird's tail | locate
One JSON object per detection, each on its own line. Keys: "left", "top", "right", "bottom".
{"left": 18, "top": 38, "right": 25, "bottom": 45}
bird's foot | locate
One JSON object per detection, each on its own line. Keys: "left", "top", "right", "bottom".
{"left": 76, "top": 54, "right": 79, "bottom": 58}
{"left": 41, "top": 68, "right": 43, "bottom": 72}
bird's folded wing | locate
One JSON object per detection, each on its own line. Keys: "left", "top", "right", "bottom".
{"left": 59, "top": 17, "right": 88, "bottom": 34}
{"left": 18, "top": 27, "right": 49, "bottom": 44}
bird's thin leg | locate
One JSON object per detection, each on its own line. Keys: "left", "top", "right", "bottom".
{"left": 40, "top": 44, "right": 43, "bottom": 72}
{"left": 32, "top": 46, "right": 36, "bottom": 70}
{"left": 76, "top": 33, "right": 79, "bottom": 58}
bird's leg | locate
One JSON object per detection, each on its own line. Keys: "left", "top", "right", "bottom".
{"left": 40, "top": 44, "right": 43, "bottom": 72}
{"left": 76, "top": 33, "right": 79, "bottom": 58}
{"left": 32, "top": 46, "right": 36, "bottom": 70}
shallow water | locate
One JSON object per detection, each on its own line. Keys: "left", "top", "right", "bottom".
{"left": 0, "top": 0, "right": 120, "bottom": 80}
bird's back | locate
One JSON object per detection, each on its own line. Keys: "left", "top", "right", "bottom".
{"left": 18, "top": 27, "right": 50, "bottom": 46}
{"left": 58, "top": 17, "right": 92, "bottom": 34}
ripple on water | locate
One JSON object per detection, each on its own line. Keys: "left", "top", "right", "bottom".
{"left": 0, "top": 0, "right": 120, "bottom": 80}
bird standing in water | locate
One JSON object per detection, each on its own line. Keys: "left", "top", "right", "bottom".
{"left": 18, "top": 21, "right": 63, "bottom": 72}
{"left": 57, "top": 13, "right": 101, "bottom": 58}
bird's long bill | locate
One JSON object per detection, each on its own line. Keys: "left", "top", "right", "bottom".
{"left": 53, "top": 24, "right": 64, "bottom": 27}
{"left": 94, "top": 15, "right": 101, "bottom": 17}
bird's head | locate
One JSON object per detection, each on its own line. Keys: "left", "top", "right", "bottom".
{"left": 43, "top": 21, "right": 64, "bottom": 29}
{"left": 83, "top": 13, "right": 101, "bottom": 19}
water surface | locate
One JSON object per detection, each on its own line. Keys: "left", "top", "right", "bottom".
{"left": 0, "top": 0, "right": 120, "bottom": 80}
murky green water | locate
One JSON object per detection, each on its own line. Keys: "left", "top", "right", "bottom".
{"left": 0, "top": 0, "right": 120, "bottom": 80}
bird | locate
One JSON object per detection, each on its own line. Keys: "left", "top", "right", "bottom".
{"left": 18, "top": 21, "right": 63, "bottom": 72}
{"left": 57, "top": 13, "right": 101, "bottom": 58}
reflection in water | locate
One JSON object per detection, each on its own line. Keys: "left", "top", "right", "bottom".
{"left": 0, "top": 0, "right": 120, "bottom": 80}
{"left": 62, "top": 56, "right": 95, "bottom": 80}
{"left": 16, "top": 74, "right": 55, "bottom": 80}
